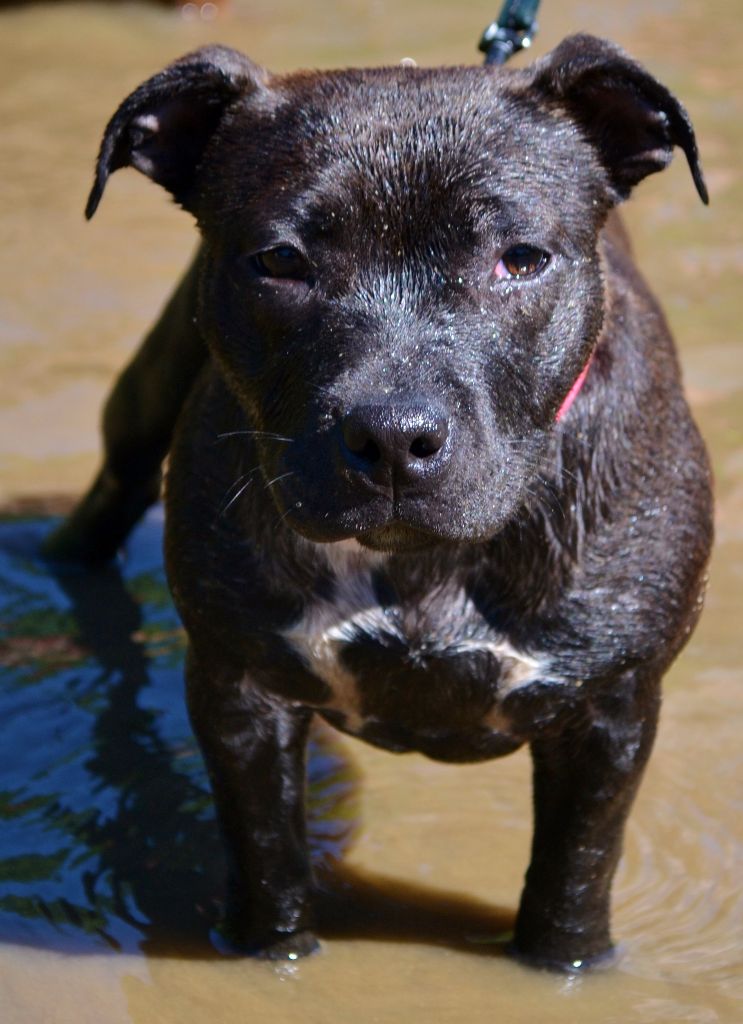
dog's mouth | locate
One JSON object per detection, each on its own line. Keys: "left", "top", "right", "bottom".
{"left": 270, "top": 474, "right": 515, "bottom": 550}
{"left": 354, "top": 521, "right": 450, "bottom": 554}
{"left": 276, "top": 481, "right": 465, "bottom": 550}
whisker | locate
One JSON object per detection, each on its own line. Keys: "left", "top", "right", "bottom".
{"left": 220, "top": 466, "right": 258, "bottom": 502}
{"left": 215, "top": 430, "right": 294, "bottom": 443}
{"left": 218, "top": 476, "right": 257, "bottom": 518}
{"left": 276, "top": 501, "right": 299, "bottom": 528}
{"left": 263, "top": 471, "right": 295, "bottom": 491}
{"left": 216, "top": 466, "right": 260, "bottom": 519}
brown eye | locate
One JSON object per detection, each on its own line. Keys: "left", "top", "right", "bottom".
{"left": 495, "top": 245, "right": 550, "bottom": 280}
{"left": 252, "top": 246, "right": 312, "bottom": 282}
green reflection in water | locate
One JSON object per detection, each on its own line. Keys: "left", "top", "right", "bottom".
{"left": 0, "top": 508, "right": 358, "bottom": 956}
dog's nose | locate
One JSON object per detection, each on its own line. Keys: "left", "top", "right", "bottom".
{"left": 340, "top": 401, "right": 450, "bottom": 487}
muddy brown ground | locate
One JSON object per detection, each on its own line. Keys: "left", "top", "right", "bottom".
{"left": 1, "top": 2, "right": 741, "bottom": 1021}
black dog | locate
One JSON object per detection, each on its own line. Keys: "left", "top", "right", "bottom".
{"left": 46, "top": 35, "right": 713, "bottom": 970}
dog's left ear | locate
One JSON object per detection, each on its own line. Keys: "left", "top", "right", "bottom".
{"left": 85, "top": 45, "right": 268, "bottom": 219}
{"left": 530, "top": 34, "right": 708, "bottom": 204}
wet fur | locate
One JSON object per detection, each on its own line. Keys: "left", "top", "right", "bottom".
{"left": 47, "top": 36, "right": 713, "bottom": 970}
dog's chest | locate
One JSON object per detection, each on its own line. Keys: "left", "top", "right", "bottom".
{"left": 281, "top": 544, "right": 546, "bottom": 738}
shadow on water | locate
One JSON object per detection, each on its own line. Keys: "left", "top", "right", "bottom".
{"left": 0, "top": 507, "right": 514, "bottom": 961}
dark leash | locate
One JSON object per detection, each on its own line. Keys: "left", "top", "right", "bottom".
{"left": 479, "top": 0, "right": 541, "bottom": 65}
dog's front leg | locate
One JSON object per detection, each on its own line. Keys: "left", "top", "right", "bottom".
{"left": 512, "top": 671, "right": 661, "bottom": 971}
{"left": 186, "top": 646, "right": 318, "bottom": 959}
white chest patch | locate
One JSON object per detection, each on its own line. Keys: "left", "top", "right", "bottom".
{"left": 282, "top": 540, "right": 552, "bottom": 733}
{"left": 281, "top": 542, "right": 387, "bottom": 729}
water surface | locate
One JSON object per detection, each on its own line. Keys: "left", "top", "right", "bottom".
{"left": 1, "top": 2, "right": 742, "bottom": 1021}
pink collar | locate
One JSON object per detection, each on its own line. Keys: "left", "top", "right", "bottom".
{"left": 555, "top": 353, "right": 594, "bottom": 423}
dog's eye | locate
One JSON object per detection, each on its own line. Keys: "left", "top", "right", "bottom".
{"left": 495, "top": 245, "right": 550, "bottom": 280}
{"left": 252, "top": 246, "right": 312, "bottom": 282}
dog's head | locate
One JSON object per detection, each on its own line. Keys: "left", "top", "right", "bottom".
{"left": 88, "top": 37, "right": 705, "bottom": 552}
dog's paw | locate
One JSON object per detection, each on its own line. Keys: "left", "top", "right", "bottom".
{"left": 212, "top": 918, "right": 320, "bottom": 960}
{"left": 506, "top": 939, "right": 619, "bottom": 973}
{"left": 254, "top": 929, "right": 321, "bottom": 961}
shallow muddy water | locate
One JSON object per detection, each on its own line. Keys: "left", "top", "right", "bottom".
{"left": 1, "top": 1, "right": 742, "bottom": 1022}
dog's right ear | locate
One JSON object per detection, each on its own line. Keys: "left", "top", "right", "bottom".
{"left": 85, "top": 46, "right": 268, "bottom": 219}
{"left": 529, "top": 34, "right": 708, "bottom": 205}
